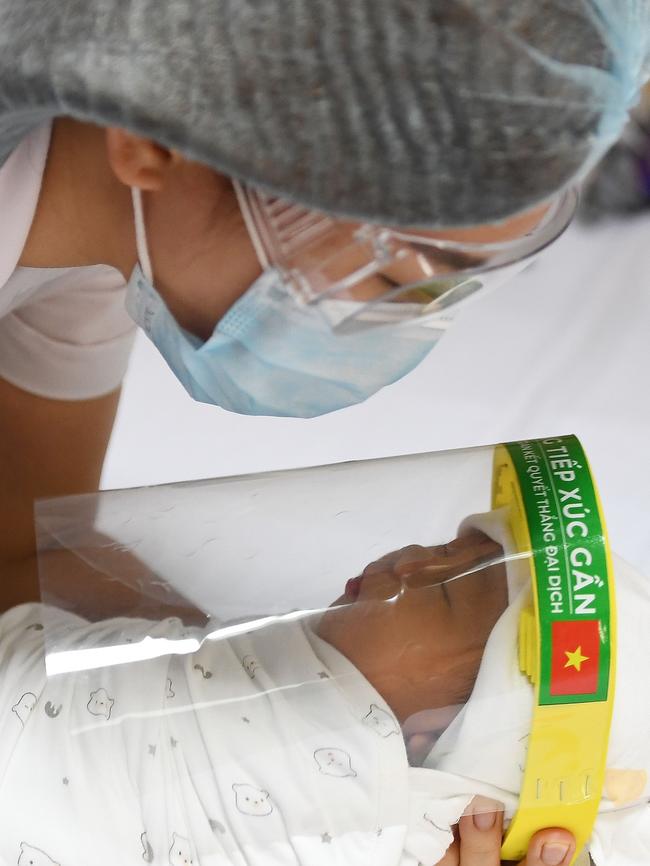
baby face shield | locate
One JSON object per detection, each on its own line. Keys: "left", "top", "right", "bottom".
{"left": 8, "top": 435, "right": 646, "bottom": 866}
{"left": 234, "top": 182, "right": 579, "bottom": 332}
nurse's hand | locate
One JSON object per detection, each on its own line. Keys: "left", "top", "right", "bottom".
{"left": 434, "top": 800, "right": 576, "bottom": 866}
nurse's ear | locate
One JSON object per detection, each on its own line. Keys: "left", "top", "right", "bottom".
{"left": 104, "top": 128, "right": 184, "bottom": 191}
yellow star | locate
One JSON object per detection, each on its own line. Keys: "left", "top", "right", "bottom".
{"left": 564, "top": 645, "right": 589, "bottom": 672}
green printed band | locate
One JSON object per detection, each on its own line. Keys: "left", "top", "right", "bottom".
{"left": 505, "top": 436, "right": 611, "bottom": 706}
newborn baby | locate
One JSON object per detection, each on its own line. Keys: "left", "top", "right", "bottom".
{"left": 0, "top": 518, "right": 646, "bottom": 866}
{"left": 0, "top": 530, "right": 505, "bottom": 866}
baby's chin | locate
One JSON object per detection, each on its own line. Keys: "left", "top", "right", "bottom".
{"left": 328, "top": 594, "right": 347, "bottom": 608}
{"left": 323, "top": 575, "right": 363, "bottom": 611}
{"left": 313, "top": 595, "right": 349, "bottom": 646}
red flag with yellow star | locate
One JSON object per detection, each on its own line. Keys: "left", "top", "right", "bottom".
{"left": 550, "top": 620, "right": 601, "bottom": 697}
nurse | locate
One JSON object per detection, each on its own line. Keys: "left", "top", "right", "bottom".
{"left": 0, "top": 3, "right": 648, "bottom": 863}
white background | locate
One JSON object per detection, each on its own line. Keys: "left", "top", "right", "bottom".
{"left": 102, "top": 214, "right": 650, "bottom": 573}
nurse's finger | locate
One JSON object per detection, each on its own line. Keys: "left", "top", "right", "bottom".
{"left": 514, "top": 829, "right": 575, "bottom": 866}
{"left": 457, "top": 797, "right": 504, "bottom": 866}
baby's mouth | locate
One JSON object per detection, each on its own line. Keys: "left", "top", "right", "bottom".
{"left": 345, "top": 575, "right": 363, "bottom": 601}
{"left": 345, "top": 572, "right": 405, "bottom": 604}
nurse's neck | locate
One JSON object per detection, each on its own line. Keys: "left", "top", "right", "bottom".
{"left": 18, "top": 117, "right": 137, "bottom": 278}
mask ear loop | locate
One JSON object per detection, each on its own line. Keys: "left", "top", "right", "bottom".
{"left": 232, "top": 180, "right": 271, "bottom": 271}
{"left": 131, "top": 187, "right": 155, "bottom": 283}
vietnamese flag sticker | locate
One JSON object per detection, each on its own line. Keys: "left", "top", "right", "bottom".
{"left": 550, "top": 620, "right": 601, "bottom": 697}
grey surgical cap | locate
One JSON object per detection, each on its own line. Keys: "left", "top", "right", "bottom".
{"left": 0, "top": 0, "right": 649, "bottom": 226}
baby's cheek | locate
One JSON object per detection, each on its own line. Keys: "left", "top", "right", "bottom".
{"left": 318, "top": 609, "right": 385, "bottom": 673}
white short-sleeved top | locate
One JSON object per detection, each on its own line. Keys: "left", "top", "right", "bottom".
{"left": 0, "top": 604, "right": 456, "bottom": 866}
{"left": 0, "top": 122, "right": 136, "bottom": 400}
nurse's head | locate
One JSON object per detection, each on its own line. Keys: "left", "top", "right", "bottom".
{"left": 27, "top": 0, "right": 646, "bottom": 417}
{"left": 103, "top": 123, "right": 582, "bottom": 418}
{"left": 89, "top": 2, "right": 646, "bottom": 363}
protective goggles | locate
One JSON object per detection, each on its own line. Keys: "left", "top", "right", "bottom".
{"left": 234, "top": 182, "right": 579, "bottom": 332}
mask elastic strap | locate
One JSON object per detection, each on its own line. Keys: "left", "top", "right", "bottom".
{"left": 131, "top": 187, "right": 154, "bottom": 283}
{"left": 232, "top": 180, "right": 271, "bottom": 271}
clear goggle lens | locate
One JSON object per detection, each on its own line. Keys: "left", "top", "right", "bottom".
{"left": 234, "top": 182, "right": 578, "bottom": 332}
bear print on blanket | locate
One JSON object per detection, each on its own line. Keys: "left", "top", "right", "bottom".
{"left": 168, "top": 833, "right": 193, "bottom": 865}
{"left": 233, "top": 783, "right": 274, "bottom": 816}
{"left": 86, "top": 688, "right": 114, "bottom": 720}
{"left": 314, "top": 748, "right": 357, "bottom": 777}
{"left": 12, "top": 693, "right": 37, "bottom": 726}
{"left": 18, "top": 842, "right": 60, "bottom": 865}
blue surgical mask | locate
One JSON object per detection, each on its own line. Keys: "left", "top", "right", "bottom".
{"left": 125, "top": 189, "right": 444, "bottom": 418}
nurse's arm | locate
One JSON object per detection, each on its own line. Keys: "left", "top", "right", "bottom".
{"left": 0, "top": 376, "right": 120, "bottom": 608}
{"left": 0, "top": 376, "right": 207, "bottom": 625}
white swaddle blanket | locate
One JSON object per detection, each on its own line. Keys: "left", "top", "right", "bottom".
{"left": 0, "top": 603, "right": 454, "bottom": 866}
{"left": 1, "top": 517, "right": 647, "bottom": 866}
{"left": 420, "top": 511, "right": 650, "bottom": 866}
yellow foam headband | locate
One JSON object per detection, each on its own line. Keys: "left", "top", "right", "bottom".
{"left": 493, "top": 436, "right": 616, "bottom": 865}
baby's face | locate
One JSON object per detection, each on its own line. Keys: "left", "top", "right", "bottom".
{"left": 316, "top": 531, "right": 507, "bottom": 726}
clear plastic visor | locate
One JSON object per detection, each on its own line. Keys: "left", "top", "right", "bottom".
{"left": 37, "top": 530, "right": 508, "bottom": 760}
{"left": 34, "top": 447, "right": 517, "bottom": 778}
{"left": 234, "top": 183, "right": 578, "bottom": 331}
